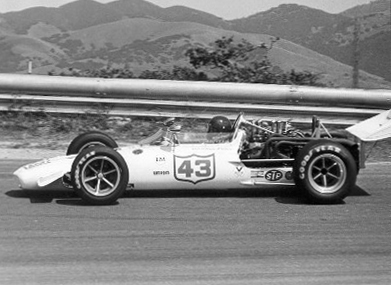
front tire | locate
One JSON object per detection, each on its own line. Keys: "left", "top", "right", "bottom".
{"left": 71, "top": 147, "right": 129, "bottom": 205}
{"left": 67, "top": 131, "right": 118, "bottom": 155}
{"left": 294, "top": 140, "right": 357, "bottom": 204}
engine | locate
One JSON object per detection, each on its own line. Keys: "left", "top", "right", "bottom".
{"left": 240, "top": 119, "right": 305, "bottom": 159}
{"left": 247, "top": 119, "right": 304, "bottom": 142}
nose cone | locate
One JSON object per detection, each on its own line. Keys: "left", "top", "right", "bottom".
{"left": 13, "top": 156, "right": 75, "bottom": 190}
{"left": 13, "top": 166, "right": 38, "bottom": 190}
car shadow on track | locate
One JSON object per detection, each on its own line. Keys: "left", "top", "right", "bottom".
{"left": 5, "top": 185, "right": 369, "bottom": 206}
{"left": 276, "top": 185, "right": 370, "bottom": 205}
{"left": 5, "top": 189, "right": 107, "bottom": 206}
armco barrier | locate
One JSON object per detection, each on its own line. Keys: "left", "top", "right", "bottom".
{"left": 0, "top": 74, "right": 390, "bottom": 125}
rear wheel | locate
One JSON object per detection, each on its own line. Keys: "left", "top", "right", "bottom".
{"left": 71, "top": 147, "right": 129, "bottom": 205}
{"left": 294, "top": 140, "right": 357, "bottom": 204}
{"left": 67, "top": 131, "right": 118, "bottom": 155}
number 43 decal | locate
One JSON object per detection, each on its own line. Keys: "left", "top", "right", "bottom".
{"left": 174, "top": 154, "right": 215, "bottom": 184}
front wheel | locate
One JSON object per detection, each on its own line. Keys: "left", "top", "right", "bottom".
{"left": 71, "top": 147, "right": 129, "bottom": 205}
{"left": 293, "top": 140, "right": 357, "bottom": 204}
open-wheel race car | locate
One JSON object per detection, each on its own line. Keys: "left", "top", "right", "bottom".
{"left": 13, "top": 111, "right": 391, "bottom": 205}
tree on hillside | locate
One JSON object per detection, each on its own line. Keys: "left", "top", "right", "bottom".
{"left": 139, "top": 66, "right": 208, "bottom": 81}
{"left": 49, "top": 66, "right": 135, "bottom": 79}
{"left": 185, "top": 36, "right": 324, "bottom": 86}
{"left": 50, "top": 36, "right": 323, "bottom": 86}
{"left": 50, "top": 65, "right": 208, "bottom": 81}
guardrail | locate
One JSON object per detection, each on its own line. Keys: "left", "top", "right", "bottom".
{"left": 1, "top": 74, "right": 390, "bottom": 126}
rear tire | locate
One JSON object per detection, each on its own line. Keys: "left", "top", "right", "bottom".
{"left": 67, "top": 131, "right": 118, "bottom": 155}
{"left": 294, "top": 140, "right": 357, "bottom": 204}
{"left": 71, "top": 147, "right": 129, "bottom": 205}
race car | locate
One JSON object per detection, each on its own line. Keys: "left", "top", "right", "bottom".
{"left": 13, "top": 111, "right": 391, "bottom": 205}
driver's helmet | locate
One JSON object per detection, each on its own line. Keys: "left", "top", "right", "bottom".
{"left": 207, "top": 116, "right": 232, "bottom": 133}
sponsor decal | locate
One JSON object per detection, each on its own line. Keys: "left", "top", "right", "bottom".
{"left": 265, "top": 170, "right": 283, "bottom": 181}
{"left": 174, "top": 154, "right": 215, "bottom": 184}
{"left": 155, "top": 156, "right": 166, "bottom": 165}
{"left": 24, "top": 159, "right": 51, "bottom": 170}
{"left": 285, "top": 171, "right": 293, "bottom": 180}
{"left": 235, "top": 165, "right": 244, "bottom": 177}
{"left": 191, "top": 146, "right": 231, "bottom": 151}
{"left": 251, "top": 171, "right": 265, "bottom": 178}
{"left": 153, "top": 171, "right": 170, "bottom": 176}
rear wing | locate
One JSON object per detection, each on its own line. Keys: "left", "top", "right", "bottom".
{"left": 346, "top": 109, "right": 391, "bottom": 142}
{"left": 346, "top": 109, "right": 391, "bottom": 168}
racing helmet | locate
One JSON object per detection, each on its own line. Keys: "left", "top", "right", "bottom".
{"left": 207, "top": 116, "right": 232, "bottom": 133}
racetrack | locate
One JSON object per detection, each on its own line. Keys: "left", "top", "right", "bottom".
{"left": 1, "top": 158, "right": 391, "bottom": 285}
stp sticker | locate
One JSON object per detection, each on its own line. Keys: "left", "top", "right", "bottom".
{"left": 265, "top": 170, "right": 283, "bottom": 181}
{"left": 174, "top": 154, "right": 215, "bottom": 184}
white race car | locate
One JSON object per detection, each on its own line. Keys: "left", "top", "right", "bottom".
{"left": 13, "top": 112, "right": 391, "bottom": 205}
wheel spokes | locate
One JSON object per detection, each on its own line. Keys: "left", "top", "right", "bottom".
{"left": 81, "top": 156, "right": 121, "bottom": 197}
{"left": 322, "top": 174, "right": 328, "bottom": 187}
{"left": 101, "top": 177, "right": 114, "bottom": 188}
{"left": 100, "top": 159, "right": 105, "bottom": 172}
{"left": 321, "top": 157, "right": 326, "bottom": 169}
{"left": 309, "top": 154, "right": 346, "bottom": 193}
{"left": 103, "top": 169, "right": 117, "bottom": 176}
{"left": 313, "top": 172, "right": 323, "bottom": 181}
{"left": 327, "top": 161, "right": 338, "bottom": 171}
{"left": 84, "top": 176, "right": 98, "bottom": 183}
{"left": 87, "top": 164, "right": 98, "bottom": 174}
{"left": 326, "top": 172, "right": 340, "bottom": 180}
{"left": 95, "top": 178, "right": 102, "bottom": 193}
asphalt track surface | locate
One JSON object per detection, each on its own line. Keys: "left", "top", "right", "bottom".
{"left": 1, "top": 159, "right": 391, "bottom": 285}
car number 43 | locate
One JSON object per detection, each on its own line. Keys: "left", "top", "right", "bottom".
{"left": 174, "top": 154, "right": 216, "bottom": 184}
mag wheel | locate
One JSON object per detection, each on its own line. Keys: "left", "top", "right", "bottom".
{"left": 294, "top": 140, "right": 357, "bottom": 204}
{"left": 71, "top": 147, "right": 129, "bottom": 205}
{"left": 66, "top": 131, "right": 118, "bottom": 155}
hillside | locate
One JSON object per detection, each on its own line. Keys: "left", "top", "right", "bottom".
{"left": 229, "top": 0, "right": 391, "bottom": 82}
{"left": 231, "top": 4, "right": 349, "bottom": 44}
{"left": 0, "top": 0, "right": 389, "bottom": 89}
{"left": 18, "top": 18, "right": 391, "bottom": 88}
{"left": 342, "top": 0, "right": 390, "bottom": 18}
{"left": 1, "top": 1, "right": 123, "bottom": 33}
{"left": 0, "top": 28, "right": 67, "bottom": 72}
{"left": 0, "top": 0, "right": 227, "bottom": 33}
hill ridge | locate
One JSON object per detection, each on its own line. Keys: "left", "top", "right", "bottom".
{"left": 0, "top": 0, "right": 389, "bottom": 87}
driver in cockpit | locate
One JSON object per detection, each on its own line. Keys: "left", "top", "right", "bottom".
{"left": 206, "top": 116, "right": 234, "bottom": 143}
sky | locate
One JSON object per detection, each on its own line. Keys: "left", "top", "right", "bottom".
{"left": 0, "top": 0, "right": 376, "bottom": 19}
